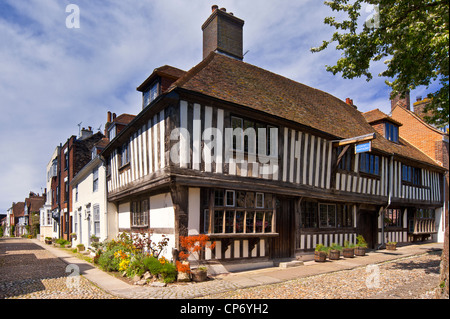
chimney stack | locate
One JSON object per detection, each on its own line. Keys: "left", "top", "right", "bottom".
{"left": 390, "top": 90, "right": 411, "bottom": 111}
{"left": 202, "top": 5, "right": 245, "bottom": 60}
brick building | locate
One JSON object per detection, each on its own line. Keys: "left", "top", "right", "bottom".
{"left": 52, "top": 128, "right": 104, "bottom": 241}
{"left": 390, "top": 94, "right": 449, "bottom": 243}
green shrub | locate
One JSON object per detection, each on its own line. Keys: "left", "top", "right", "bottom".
{"left": 97, "top": 246, "right": 122, "bottom": 272}
{"left": 143, "top": 256, "right": 162, "bottom": 275}
{"left": 159, "top": 262, "right": 177, "bottom": 283}
{"left": 126, "top": 255, "right": 147, "bottom": 277}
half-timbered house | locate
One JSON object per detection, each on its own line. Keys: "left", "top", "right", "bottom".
{"left": 102, "top": 6, "right": 445, "bottom": 272}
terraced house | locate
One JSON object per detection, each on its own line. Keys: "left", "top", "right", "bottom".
{"left": 101, "top": 6, "right": 445, "bottom": 272}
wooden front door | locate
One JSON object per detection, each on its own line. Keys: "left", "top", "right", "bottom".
{"left": 272, "top": 197, "right": 295, "bottom": 258}
{"left": 357, "top": 209, "right": 377, "bottom": 249}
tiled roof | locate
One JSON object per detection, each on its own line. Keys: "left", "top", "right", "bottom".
{"left": 12, "top": 202, "right": 25, "bottom": 217}
{"left": 363, "top": 109, "right": 403, "bottom": 126}
{"left": 171, "top": 52, "right": 441, "bottom": 169}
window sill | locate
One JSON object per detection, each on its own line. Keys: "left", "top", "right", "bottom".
{"left": 207, "top": 232, "right": 279, "bottom": 239}
{"left": 118, "top": 162, "right": 130, "bottom": 172}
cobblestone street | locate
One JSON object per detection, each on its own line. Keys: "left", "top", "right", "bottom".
{"left": 0, "top": 238, "right": 117, "bottom": 299}
{"left": 203, "top": 252, "right": 443, "bottom": 299}
{"left": 0, "top": 238, "right": 445, "bottom": 299}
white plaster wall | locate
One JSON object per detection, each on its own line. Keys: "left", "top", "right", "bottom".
{"left": 150, "top": 193, "right": 175, "bottom": 260}
{"left": 118, "top": 202, "right": 131, "bottom": 229}
{"left": 188, "top": 188, "right": 200, "bottom": 235}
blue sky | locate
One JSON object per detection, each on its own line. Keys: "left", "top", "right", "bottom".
{"left": 0, "top": 0, "right": 438, "bottom": 212}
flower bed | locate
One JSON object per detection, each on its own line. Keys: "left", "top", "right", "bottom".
{"left": 95, "top": 232, "right": 177, "bottom": 284}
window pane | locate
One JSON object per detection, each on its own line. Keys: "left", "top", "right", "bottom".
{"left": 264, "top": 194, "right": 273, "bottom": 209}
{"left": 235, "top": 211, "right": 244, "bottom": 233}
{"left": 236, "top": 191, "right": 245, "bottom": 207}
{"left": 246, "top": 211, "right": 255, "bottom": 233}
{"left": 256, "top": 193, "right": 264, "bottom": 208}
{"left": 265, "top": 212, "right": 273, "bottom": 232}
{"left": 319, "top": 204, "right": 327, "bottom": 227}
{"left": 214, "top": 190, "right": 224, "bottom": 206}
{"left": 214, "top": 210, "right": 223, "bottom": 233}
{"left": 225, "top": 211, "right": 234, "bottom": 233}
{"left": 255, "top": 212, "right": 264, "bottom": 233}
{"left": 225, "top": 190, "right": 235, "bottom": 206}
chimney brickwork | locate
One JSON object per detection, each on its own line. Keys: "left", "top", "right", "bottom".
{"left": 202, "top": 6, "right": 244, "bottom": 60}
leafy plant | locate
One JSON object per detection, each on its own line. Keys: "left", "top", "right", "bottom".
{"left": 315, "top": 244, "right": 329, "bottom": 252}
{"left": 356, "top": 235, "right": 368, "bottom": 248}
{"left": 179, "top": 235, "right": 216, "bottom": 266}
{"left": 344, "top": 240, "right": 356, "bottom": 248}
{"left": 330, "top": 243, "right": 342, "bottom": 251}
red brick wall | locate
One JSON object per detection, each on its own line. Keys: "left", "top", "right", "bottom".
{"left": 391, "top": 106, "right": 443, "bottom": 161}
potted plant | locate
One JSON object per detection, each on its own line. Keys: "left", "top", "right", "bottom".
{"left": 328, "top": 243, "right": 342, "bottom": 260}
{"left": 343, "top": 240, "right": 355, "bottom": 258}
{"left": 355, "top": 235, "right": 368, "bottom": 256}
{"left": 90, "top": 235, "right": 99, "bottom": 243}
{"left": 314, "top": 244, "right": 328, "bottom": 262}
{"left": 178, "top": 234, "right": 216, "bottom": 282}
{"left": 76, "top": 244, "right": 85, "bottom": 252}
{"left": 70, "top": 233, "right": 77, "bottom": 241}
{"left": 45, "top": 237, "right": 52, "bottom": 245}
{"left": 386, "top": 241, "right": 397, "bottom": 250}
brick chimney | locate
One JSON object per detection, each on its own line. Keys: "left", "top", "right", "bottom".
{"left": 202, "top": 5, "right": 245, "bottom": 60}
{"left": 390, "top": 90, "right": 410, "bottom": 111}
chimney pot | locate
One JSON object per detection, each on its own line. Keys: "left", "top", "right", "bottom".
{"left": 416, "top": 96, "right": 422, "bottom": 102}
{"left": 112, "top": 113, "right": 117, "bottom": 120}
{"left": 88, "top": 126, "right": 92, "bottom": 131}
{"left": 107, "top": 111, "right": 112, "bottom": 123}
{"left": 345, "top": 98, "right": 353, "bottom": 105}
{"left": 212, "top": 5, "right": 218, "bottom": 12}
{"left": 220, "top": 7, "right": 226, "bottom": 12}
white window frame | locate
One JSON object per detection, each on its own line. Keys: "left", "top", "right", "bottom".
{"left": 255, "top": 193, "right": 264, "bottom": 208}
{"left": 225, "top": 190, "right": 235, "bottom": 207}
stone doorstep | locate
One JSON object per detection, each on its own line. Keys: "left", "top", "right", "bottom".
{"left": 279, "top": 260, "right": 304, "bottom": 269}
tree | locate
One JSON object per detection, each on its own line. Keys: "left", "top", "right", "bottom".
{"left": 311, "top": 0, "right": 448, "bottom": 128}
{"left": 312, "top": 0, "right": 448, "bottom": 298}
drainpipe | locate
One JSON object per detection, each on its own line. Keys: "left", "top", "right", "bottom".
{"left": 99, "top": 155, "right": 108, "bottom": 240}
{"left": 378, "top": 154, "right": 394, "bottom": 250}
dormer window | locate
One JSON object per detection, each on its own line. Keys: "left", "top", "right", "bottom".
{"left": 385, "top": 122, "right": 399, "bottom": 143}
{"left": 143, "top": 81, "right": 159, "bottom": 107}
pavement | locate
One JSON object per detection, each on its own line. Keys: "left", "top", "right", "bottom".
{"left": 31, "top": 239, "right": 443, "bottom": 299}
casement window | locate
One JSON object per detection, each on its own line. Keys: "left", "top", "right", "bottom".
{"left": 131, "top": 199, "right": 149, "bottom": 227}
{"left": 384, "top": 209, "right": 402, "bottom": 228}
{"left": 301, "top": 200, "right": 353, "bottom": 229}
{"left": 359, "top": 153, "right": 380, "bottom": 175}
{"left": 230, "top": 116, "right": 276, "bottom": 156}
{"left": 143, "top": 82, "right": 159, "bottom": 107}
{"left": 46, "top": 210, "right": 52, "bottom": 226}
{"left": 64, "top": 150, "right": 69, "bottom": 171}
{"left": 205, "top": 189, "right": 274, "bottom": 234}
{"left": 385, "top": 122, "right": 399, "bottom": 143}
{"left": 402, "top": 164, "right": 421, "bottom": 185}
{"left": 93, "top": 168, "right": 99, "bottom": 192}
{"left": 319, "top": 203, "right": 337, "bottom": 228}
{"left": 121, "top": 142, "right": 130, "bottom": 166}
{"left": 93, "top": 204, "right": 100, "bottom": 235}
{"left": 337, "top": 146, "right": 353, "bottom": 172}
